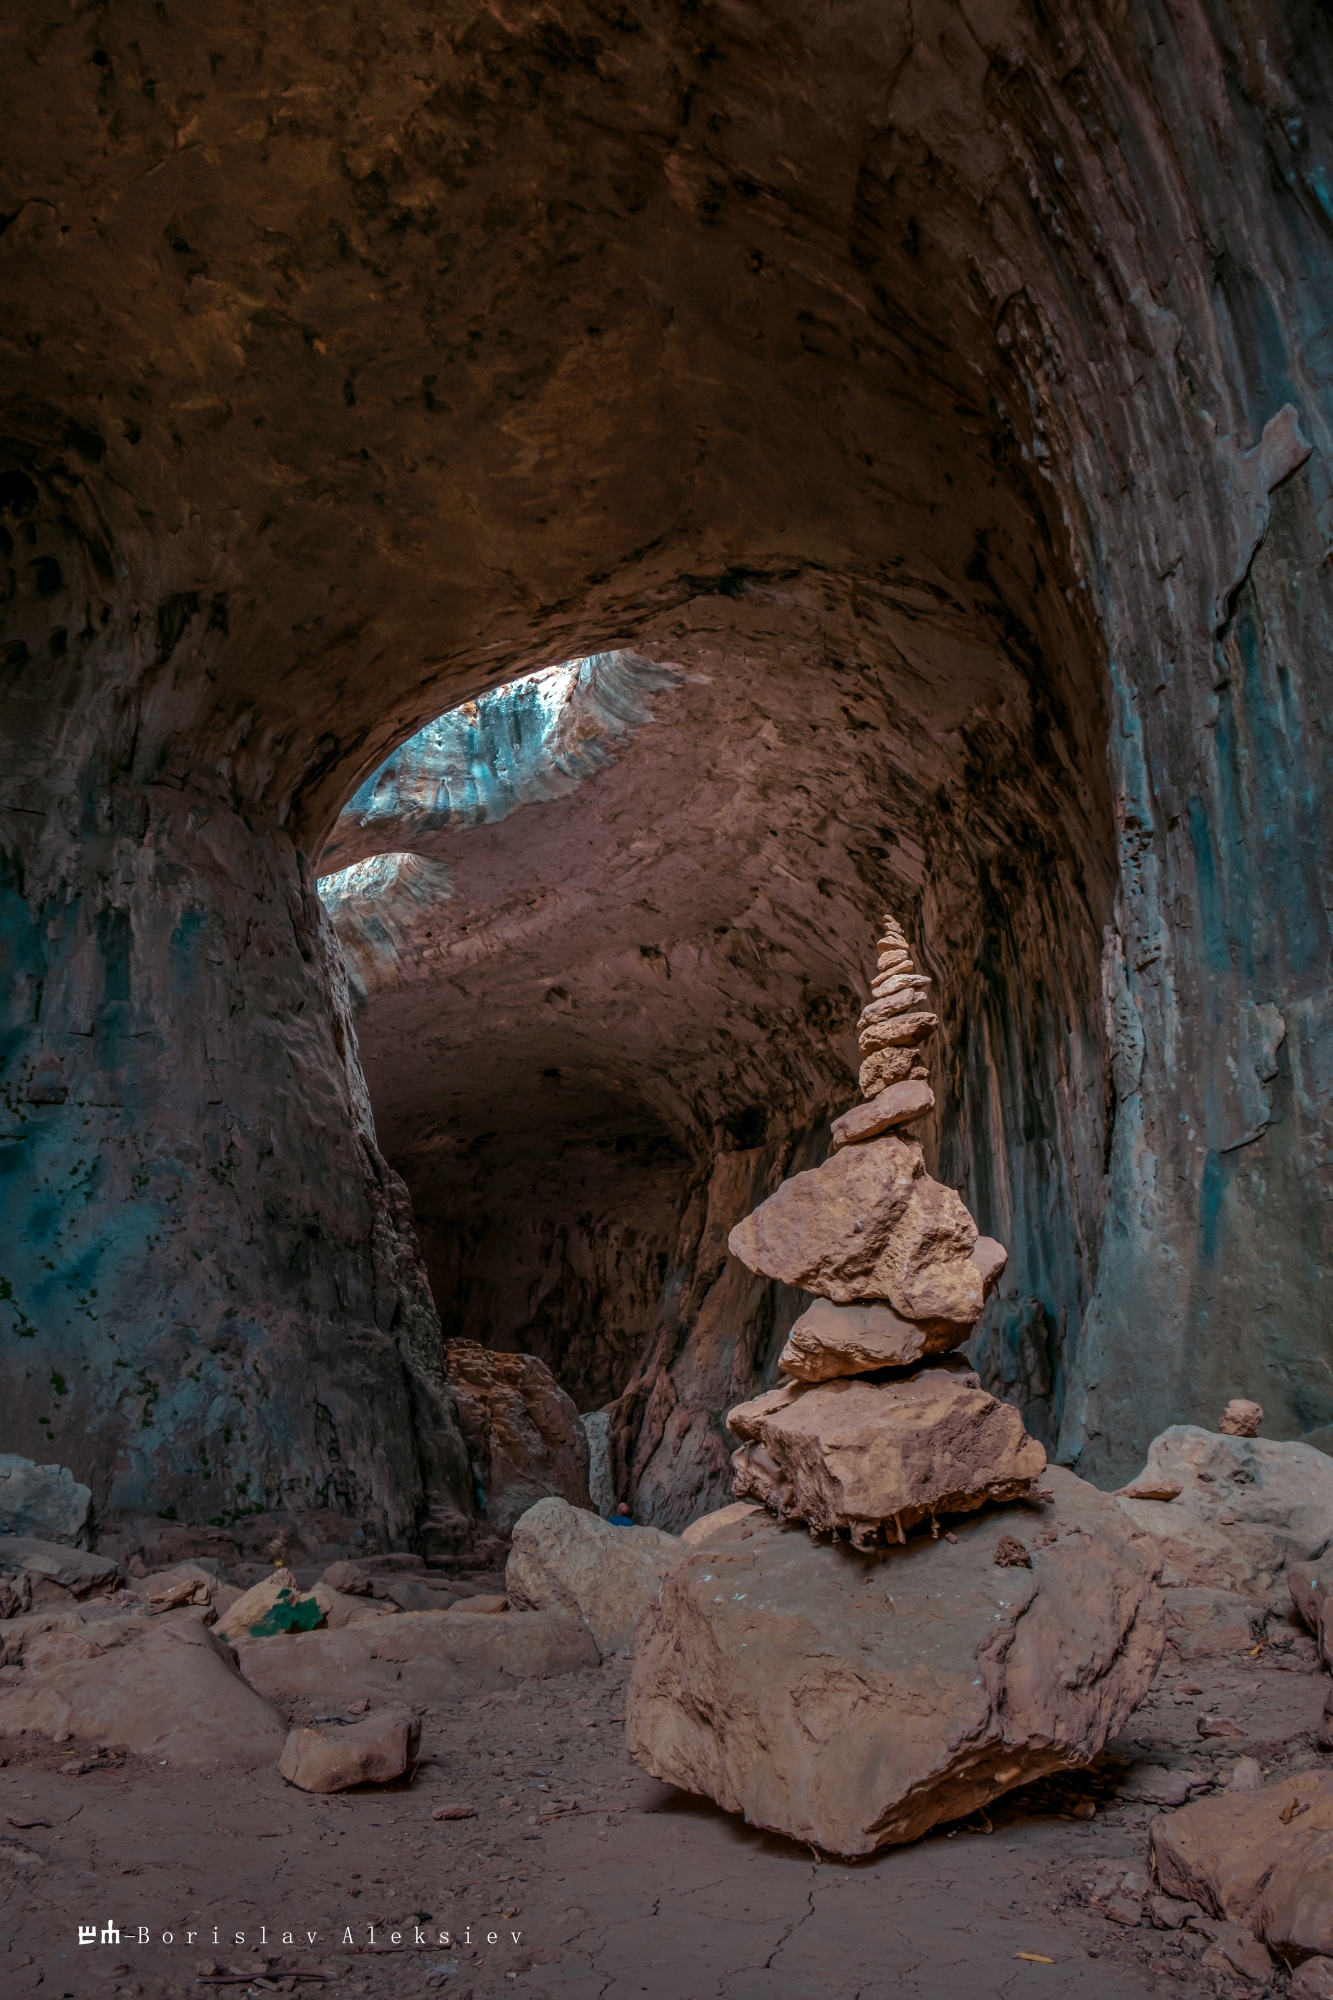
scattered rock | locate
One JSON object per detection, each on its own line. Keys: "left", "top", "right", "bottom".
{"left": 0, "top": 1612, "right": 286, "bottom": 1768}
{"left": 144, "top": 1563, "right": 217, "bottom": 1614}
{"left": 1151, "top": 1769, "right": 1333, "bottom": 1928}
{"left": 320, "top": 1561, "right": 373, "bottom": 1595}
{"left": 727, "top": 1134, "right": 983, "bottom": 1327}
{"left": 1292, "top": 1957, "right": 1333, "bottom": 1999}
{"left": 1102, "top": 1892, "right": 1142, "bottom": 1926}
{"left": 0, "top": 1538, "right": 119, "bottom": 1598}
{"left": 1116, "top": 1476, "right": 1184, "bottom": 1502}
{"left": 1220, "top": 1399, "right": 1265, "bottom": 1438}
{"left": 279, "top": 1710, "right": 421, "bottom": 1793}
{"left": 829, "top": 1079, "right": 935, "bottom": 1149}
{"left": 1194, "top": 1920, "right": 1274, "bottom": 1984}
{"left": 214, "top": 1568, "right": 303, "bottom": 1642}
{"left": 1197, "top": 1714, "right": 1247, "bottom": 1739}
{"left": 1163, "top": 1587, "right": 1262, "bottom": 1660}
{"left": 1225, "top": 1757, "right": 1263, "bottom": 1793}
{"left": 994, "top": 1536, "right": 1032, "bottom": 1569}
{"left": 448, "top": 1594, "right": 507, "bottom": 1615}
{"left": 236, "top": 1606, "right": 598, "bottom": 1708}
{"left": 626, "top": 1466, "right": 1163, "bottom": 1855}
{"left": 727, "top": 1364, "right": 1047, "bottom": 1548}
{"left": 432, "top": 1803, "right": 476, "bottom": 1820}
{"left": 505, "top": 1497, "right": 682, "bottom": 1655}
{"left": 1118, "top": 1764, "right": 1194, "bottom": 1807}
{"left": 443, "top": 1341, "right": 592, "bottom": 1535}
{"left": 1261, "top": 1829, "right": 1333, "bottom": 1964}
{"left": 1148, "top": 1893, "right": 1203, "bottom": 1928}
{"left": 0, "top": 1575, "right": 31, "bottom": 1620}
{"left": 1115, "top": 1427, "right": 1333, "bottom": 1595}
{"left": 0, "top": 1459, "right": 92, "bottom": 1547}
{"left": 1288, "top": 1560, "right": 1333, "bottom": 1637}
{"left": 678, "top": 1503, "right": 762, "bottom": 1548}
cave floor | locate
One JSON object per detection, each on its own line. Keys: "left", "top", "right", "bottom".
{"left": 0, "top": 1644, "right": 1325, "bottom": 2000}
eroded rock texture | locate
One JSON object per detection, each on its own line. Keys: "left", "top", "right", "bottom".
{"left": 1, "top": 0, "right": 1330, "bottom": 1538}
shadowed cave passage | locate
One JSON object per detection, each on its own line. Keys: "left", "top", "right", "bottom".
{"left": 320, "top": 638, "right": 1113, "bottom": 1528}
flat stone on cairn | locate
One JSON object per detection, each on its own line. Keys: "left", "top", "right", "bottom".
{"left": 628, "top": 910, "right": 1163, "bottom": 1852}
{"left": 729, "top": 1360, "right": 1047, "bottom": 1548}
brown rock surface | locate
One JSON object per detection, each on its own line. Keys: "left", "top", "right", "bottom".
{"left": 505, "top": 1496, "right": 683, "bottom": 1655}
{"left": 627, "top": 1465, "right": 1163, "bottom": 1855}
{"left": 778, "top": 1297, "right": 963, "bottom": 1381}
{"left": 235, "top": 1605, "right": 598, "bottom": 1708}
{"left": 857, "top": 1010, "right": 939, "bottom": 1054}
{"left": 1162, "top": 1587, "right": 1262, "bottom": 1660}
{"left": 214, "top": 1568, "right": 302, "bottom": 1643}
{"left": 278, "top": 1709, "right": 421, "bottom": 1794}
{"left": 727, "top": 1135, "right": 983, "bottom": 1326}
{"left": 1293, "top": 1959, "right": 1333, "bottom": 2000}
{"left": 1115, "top": 1427, "right": 1333, "bottom": 1594}
{"left": 1151, "top": 1770, "right": 1333, "bottom": 1927}
{"left": 728, "top": 1365, "right": 1048, "bottom": 1547}
{"left": 1262, "top": 1832, "right": 1333, "bottom": 1965}
{"left": 857, "top": 1047, "right": 924, "bottom": 1096}
{"left": 1220, "top": 1398, "right": 1265, "bottom": 1437}
{"left": 0, "top": 1613, "right": 286, "bottom": 1768}
{"left": 443, "top": 1341, "right": 592, "bottom": 1534}
{"left": 1288, "top": 1560, "right": 1333, "bottom": 1635}
{"left": 830, "top": 1079, "right": 935, "bottom": 1149}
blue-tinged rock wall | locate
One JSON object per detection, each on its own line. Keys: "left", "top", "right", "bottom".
{"left": 0, "top": 777, "right": 473, "bottom": 1545}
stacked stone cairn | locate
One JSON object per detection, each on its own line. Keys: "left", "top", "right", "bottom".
{"left": 725, "top": 912, "right": 1047, "bottom": 1551}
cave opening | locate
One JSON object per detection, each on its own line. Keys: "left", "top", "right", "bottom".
{"left": 316, "top": 601, "right": 1114, "bottom": 1531}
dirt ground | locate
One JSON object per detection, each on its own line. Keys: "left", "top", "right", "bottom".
{"left": 0, "top": 1633, "right": 1326, "bottom": 2000}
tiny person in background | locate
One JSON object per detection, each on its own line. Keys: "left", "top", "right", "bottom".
{"left": 609, "top": 1500, "right": 634, "bottom": 1526}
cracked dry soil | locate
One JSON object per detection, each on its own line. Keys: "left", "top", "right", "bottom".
{"left": 0, "top": 1641, "right": 1326, "bottom": 2000}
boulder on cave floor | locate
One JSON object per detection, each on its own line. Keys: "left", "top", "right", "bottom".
{"left": 235, "top": 1604, "right": 598, "bottom": 1707}
{"left": 0, "top": 1610, "right": 287, "bottom": 1768}
{"left": 443, "top": 1341, "right": 592, "bottom": 1535}
{"left": 727, "top": 1134, "right": 983, "bottom": 1328}
{"left": 0, "top": 1536, "right": 120, "bottom": 1600}
{"left": 0, "top": 1457, "right": 93, "bottom": 1547}
{"left": 1116, "top": 1426, "right": 1333, "bottom": 1597}
{"left": 728, "top": 1362, "right": 1047, "bottom": 1548}
{"left": 506, "top": 1497, "right": 683, "bottom": 1655}
{"left": 626, "top": 1465, "right": 1164, "bottom": 1856}
{"left": 1151, "top": 1768, "right": 1333, "bottom": 1960}
{"left": 279, "top": 1709, "right": 421, "bottom": 1793}
{"left": 1161, "top": 1586, "right": 1264, "bottom": 1660}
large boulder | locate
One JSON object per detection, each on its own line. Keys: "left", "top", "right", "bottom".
{"left": 443, "top": 1341, "right": 592, "bottom": 1534}
{"left": 1116, "top": 1427, "right": 1333, "bottom": 1596}
{"left": 0, "top": 1458, "right": 92, "bottom": 1546}
{"left": 0, "top": 1611, "right": 286, "bottom": 1767}
{"left": 726, "top": 1135, "right": 983, "bottom": 1329}
{"left": 505, "top": 1496, "right": 683, "bottom": 1655}
{"left": 235, "top": 1604, "right": 597, "bottom": 1706}
{"left": 627, "top": 1465, "right": 1163, "bottom": 1856}
{"left": 727, "top": 1363, "right": 1047, "bottom": 1549}
{"left": 0, "top": 1537, "right": 119, "bottom": 1598}
{"left": 1152, "top": 1770, "right": 1333, "bottom": 1960}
